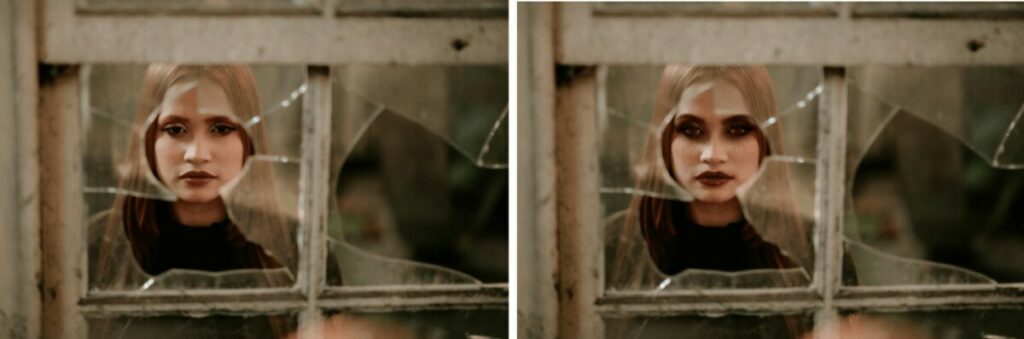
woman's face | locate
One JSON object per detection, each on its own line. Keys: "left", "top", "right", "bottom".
{"left": 669, "top": 79, "right": 761, "bottom": 204}
{"left": 154, "top": 77, "right": 246, "bottom": 204}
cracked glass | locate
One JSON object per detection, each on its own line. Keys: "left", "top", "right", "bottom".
{"left": 602, "top": 65, "right": 822, "bottom": 291}
{"left": 328, "top": 65, "right": 508, "bottom": 286}
{"left": 84, "top": 64, "right": 307, "bottom": 291}
{"left": 845, "top": 66, "right": 1024, "bottom": 286}
{"left": 88, "top": 313, "right": 299, "bottom": 339}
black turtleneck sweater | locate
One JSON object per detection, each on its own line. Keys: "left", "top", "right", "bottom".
{"left": 659, "top": 200, "right": 797, "bottom": 275}
{"left": 147, "top": 203, "right": 279, "bottom": 276}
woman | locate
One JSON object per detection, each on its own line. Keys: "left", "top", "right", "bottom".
{"left": 90, "top": 64, "right": 300, "bottom": 289}
{"left": 88, "top": 64, "right": 337, "bottom": 338}
{"left": 609, "top": 65, "right": 815, "bottom": 289}
{"left": 606, "top": 65, "right": 819, "bottom": 338}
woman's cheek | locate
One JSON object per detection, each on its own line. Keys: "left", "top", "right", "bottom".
{"left": 153, "top": 137, "right": 179, "bottom": 182}
{"left": 220, "top": 135, "right": 247, "bottom": 181}
{"left": 670, "top": 138, "right": 704, "bottom": 190}
{"left": 733, "top": 137, "right": 762, "bottom": 184}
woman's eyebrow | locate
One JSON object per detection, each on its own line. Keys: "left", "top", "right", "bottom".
{"left": 721, "top": 115, "right": 755, "bottom": 124}
{"left": 203, "top": 114, "right": 241, "bottom": 124}
{"left": 674, "top": 113, "right": 705, "bottom": 124}
{"left": 157, "top": 113, "right": 188, "bottom": 124}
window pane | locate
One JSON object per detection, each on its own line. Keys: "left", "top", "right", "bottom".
{"left": 88, "top": 313, "right": 299, "bottom": 339}
{"left": 84, "top": 64, "right": 306, "bottom": 290}
{"left": 845, "top": 66, "right": 1024, "bottom": 285}
{"left": 312, "top": 310, "right": 507, "bottom": 339}
{"left": 328, "top": 65, "right": 508, "bottom": 285}
{"left": 602, "top": 65, "right": 822, "bottom": 290}
{"left": 605, "top": 313, "right": 815, "bottom": 339}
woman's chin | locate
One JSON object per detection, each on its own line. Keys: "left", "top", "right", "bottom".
{"left": 173, "top": 192, "right": 221, "bottom": 204}
{"left": 691, "top": 189, "right": 738, "bottom": 204}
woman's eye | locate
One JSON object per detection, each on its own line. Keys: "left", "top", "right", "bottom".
{"left": 162, "top": 124, "right": 187, "bottom": 136}
{"left": 210, "top": 123, "right": 238, "bottom": 135}
{"left": 727, "top": 124, "right": 754, "bottom": 137}
{"left": 677, "top": 123, "right": 703, "bottom": 138}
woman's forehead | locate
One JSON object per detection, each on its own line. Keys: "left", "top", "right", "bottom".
{"left": 160, "top": 77, "right": 237, "bottom": 120}
{"left": 675, "top": 79, "right": 749, "bottom": 118}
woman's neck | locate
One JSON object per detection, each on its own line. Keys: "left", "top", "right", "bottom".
{"left": 687, "top": 198, "right": 744, "bottom": 227}
{"left": 172, "top": 199, "right": 227, "bottom": 227}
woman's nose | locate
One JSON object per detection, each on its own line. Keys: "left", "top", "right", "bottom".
{"left": 699, "top": 137, "right": 728, "bottom": 165}
{"left": 184, "top": 135, "right": 211, "bottom": 164}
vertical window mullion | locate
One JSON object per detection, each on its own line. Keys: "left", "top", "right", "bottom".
{"left": 298, "top": 65, "right": 332, "bottom": 335}
{"left": 38, "top": 65, "right": 88, "bottom": 339}
{"left": 518, "top": 3, "right": 560, "bottom": 339}
{"left": 813, "top": 67, "right": 848, "bottom": 337}
{"left": 555, "top": 66, "right": 603, "bottom": 339}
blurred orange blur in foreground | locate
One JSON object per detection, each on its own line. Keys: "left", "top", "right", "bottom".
{"left": 285, "top": 315, "right": 415, "bottom": 339}
{"left": 800, "top": 315, "right": 931, "bottom": 339}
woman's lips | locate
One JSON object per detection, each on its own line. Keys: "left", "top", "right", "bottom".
{"left": 695, "top": 171, "right": 733, "bottom": 187}
{"left": 180, "top": 171, "right": 216, "bottom": 186}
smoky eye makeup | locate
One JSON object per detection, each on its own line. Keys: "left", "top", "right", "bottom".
{"left": 209, "top": 122, "right": 239, "bottom": 136}
{"left": 673, "top": 114, "right": 706, "bottom": 138}
{"left": 722, "top": 116, "right": 757, "bottom": 138}
{"left": 157, "top": 115, "right": 189, "bottom": 136}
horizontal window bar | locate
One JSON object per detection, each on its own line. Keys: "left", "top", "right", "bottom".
{"left": 43, "top": 12, "right": 506, "bottom": 64}
{"left": 316, "top": 296, "right": 507, "bottom": 312}
{"left": 602, "top": 287, "right": 814, "bottom": 300}
{"left": 592, "top": 3, "right": 842, "bottom": 19}
{"left": 75, "top": 6, "right": 321, "bottom": 16}
{"left": 321, "top": 283, "right": 507, "bottom": 295}
{"left": 597, "top": 300, "right": 821, "bottom": 317}
{"left": 835, "top": 295, "right": 1024, "bottom": 312}
{"left": 80, "top": 291, "right": 306, "bottom": 316}
{"left": 559, "top": 4, "right": 1024, "bottom": 65}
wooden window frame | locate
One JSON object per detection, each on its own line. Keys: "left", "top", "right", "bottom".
{"left": 36, "top": 0, "right": 509, "bottom": 338}
{"left": 517, "top": 3, "right": 1024, "bottom": 338}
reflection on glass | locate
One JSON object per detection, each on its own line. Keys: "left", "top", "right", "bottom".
{"left": 846, "top": 67, "right": 1024, "bottom": 285}
{"left": 327, "top": 65, "right": 508, "bottom": 285}
{"left": 604, "top": 65, "right": 822, "bottom": 290}
{"left": 310, "top": 310, "right": 507, "bottom": 339}
{"left": 605, "top": 313, "right": 815, "bottom": 339}
{"left": 89, "top": 313, "right": 298, "bottom": 339}
{"left": 85, "top": 64, "right": 307, "bottom": 291}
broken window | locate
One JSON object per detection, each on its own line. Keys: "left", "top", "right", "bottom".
{"left": 526, "top": 3, "right": 1024, "bottom": 339}
{"left": 601, "top": 66, "right": 822, "bottom": 291}
{"left": 328, "top": 65, "right": 508, "bottom": 286}
{"left": 84, "top": 64, "right": 307, "bottom": 291}
{"left": 846, "top": 66, "right": 1024, "bottom": 286}
{"left": 39, "top": 0, "right": 508, "bottom": 337}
